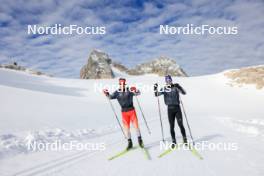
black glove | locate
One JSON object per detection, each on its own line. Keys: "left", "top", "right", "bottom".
{"left": 154, "top": 83, "right": 158, "bottom": 96}
{"left": 154, "top": 83, "right": 158, "bottom": 91}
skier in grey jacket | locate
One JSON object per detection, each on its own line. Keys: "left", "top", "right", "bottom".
{"left": 103, "top": 78, "right": 144, "bottom": 150}
{"left": 154, "top": 75, "right": 187, "bottom": 147}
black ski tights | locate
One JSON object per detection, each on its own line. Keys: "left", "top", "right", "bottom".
{"left": 167, "top": 105, "right": 187, "bottom": 142}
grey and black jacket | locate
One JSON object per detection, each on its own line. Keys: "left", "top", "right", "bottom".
{"left": 109, "top": 87, "right": 140, "bottom": 112}
{"left": 155, "top": 83, "right": 186, "bottom": 107}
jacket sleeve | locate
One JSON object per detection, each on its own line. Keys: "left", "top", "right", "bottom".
{"left": 109, "top": 91, "right": 118, "bottom": 99}
{"left": 175, "top": 84, "right": 186, "bottom": 95}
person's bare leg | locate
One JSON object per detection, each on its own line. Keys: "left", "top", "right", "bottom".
{"left": 122, "top": 112, "right": 133, "bottom": 150}
{"left": 131, "top": 110, "right": 144, "bottom": 147}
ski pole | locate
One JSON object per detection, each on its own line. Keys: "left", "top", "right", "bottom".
{"left": 135, "top": 96, "right": 151, "bottom": 135}
{"left": 106, "top": 98, "right": 127, "bottom": 139}
{"left": 157, "top": 96, "right": 165, "bottom": 142}
{"left": 180, "top": 97, "right": 195, "bottom": 146}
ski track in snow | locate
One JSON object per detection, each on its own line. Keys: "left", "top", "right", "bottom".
{"left": 2, "top": 117, "right": 160, "bottom": 176}
{"left": 12, "top": 139, "right": 121, "bottom": 176}
{"left": 9, "top": 118, "right": 169, "bottom": 176}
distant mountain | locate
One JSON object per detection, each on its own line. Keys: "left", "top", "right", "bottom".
{"left": 127, "top": 56, "right": 187, "bottom": 77}
{"left": 80, "top": 49, "right": 114, "bottom": 79}
{"left": 80, "top": 50, "right": 187, "bottom": 79}
{"left": 112, "top": 62, "right": 129, "bottom": 73}
{"left": 0, "top": 62, "right": 51, "bottom": 76}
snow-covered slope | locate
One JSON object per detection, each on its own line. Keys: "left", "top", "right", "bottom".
{"left": 0, "top": 68, "right": 264, "bottom": 176}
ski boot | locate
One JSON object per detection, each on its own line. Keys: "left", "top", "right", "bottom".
{"left": 126, "top": 139, "right": 133, "bottom": 150}
{"left": 183, "top": 137, "right": 188, "bottom": 145}
{"left": 138, "top": 136, "right": 144, "bottom": 148}
{"left": 171, "top": 140, "right": 177, "bottom": 149}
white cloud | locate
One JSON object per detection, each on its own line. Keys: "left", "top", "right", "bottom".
{"left": 0, "top": 0, "right": 263, "bottom": 77}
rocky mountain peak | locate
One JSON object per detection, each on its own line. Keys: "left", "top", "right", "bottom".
{"left": 127, "top": 56, "right": 187, "bottom": 77}
{"left": 80, "top": 49, "right": 114, "bottom": 79}
{"left": 89, "top": 49, "right": 110, "bottom": 62}
{"left": 80, "top": 50, "right": 187, "bottom": 79}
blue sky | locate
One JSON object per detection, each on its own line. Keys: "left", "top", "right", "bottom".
{"left": 0, "top": 0, "right": 264, "bottom": 77}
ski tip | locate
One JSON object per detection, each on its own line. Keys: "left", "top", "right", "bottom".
{"left": 198, "top": 155, "right": 204, "bottom": 160}
{"left": 158, "top": 153, "right": 164, "bottom": 158}
{"left": 108, "top": 157, "right": 116, "bottom": 161}
{"left": 141, "top": 147, "right": 151, "bottom": 160}
{"left": 108, "top": 147, "right": 138, "bottom": 161}
{"left": 158, "top": 148, "right": 173, "bottom": 158}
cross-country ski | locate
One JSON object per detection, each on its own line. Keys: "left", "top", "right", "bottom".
{"left": 108, "top": 147, "right": 138, "bottom": 161}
